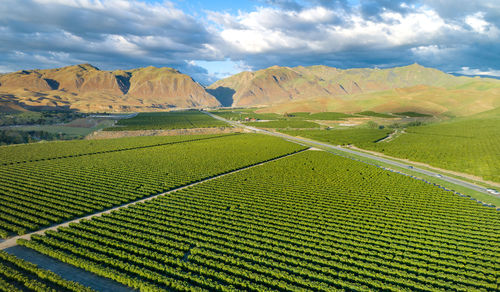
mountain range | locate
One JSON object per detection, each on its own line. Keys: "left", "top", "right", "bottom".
{"left": 1, "top": 63, "right": 499, "bottom": 116}
{"left": 0, "top": 64, "right": 220, "bottom": 112}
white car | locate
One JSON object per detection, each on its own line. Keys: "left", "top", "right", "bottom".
{"left": 486, "top": 188, "right": 500, "bottom": 195}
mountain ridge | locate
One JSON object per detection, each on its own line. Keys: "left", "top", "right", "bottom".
{"left": 1, "top": 63, "right": 499, "bottom": 116}
{"left": 207, "top": 63, "right": 500, "bottom": 116}
{"left": 0, "top": 64, "right": 220, "bottom": 112}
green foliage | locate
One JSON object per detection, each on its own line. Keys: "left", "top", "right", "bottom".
{"left": 281, "top": 128, "right": 391, "bottom": 145}
{"left": 106, "top": 111, "right": 227, "bottom": 131}
{"left": 363, "top": 116, "right": 500, "bottom": 182}
{"left": 0, "top": 130, "right": 70, "bottom": 145}
{"left": 357, "top": 111, "right": 395, "bottom": 118}
{"left": 209, "top": 110, "right": 281, "bottom": 121}
{"left": 285, "top": 112, "right": 354, "bottom": 120}
{"left": 366, "top": 121, "right": 379, "bottom": 129}
{"left": 0, "top": 134, "right": 222, "bottom": 164}
{"left": 246, "top": 120, "right": 321, "bottom": 128}
{"left": 307, "top": 112, "right": 355, "bottom": 120}
{"left": 0, "top": 250, "right": 93, "bottom": 291}
{"left": 0, "top": 134, "right": 305, "bottom": 237}
{"left": 211, "top": 110, "right": 353, "bottom": 122}
{"left": 0, "top": 111, "right": 83, "bottom": 127}
{"left": 394, "top": 112, "right": 432, "bottom": 117}
{"left": 21, "top": 151, "right": 500, "bottom": 291}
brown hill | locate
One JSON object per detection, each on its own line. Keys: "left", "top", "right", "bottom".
{"left": 0, "top": 64, "right": 220, "bottom": 112}
{"left": 207, "top": 64, "right": 500, "bottom": 116}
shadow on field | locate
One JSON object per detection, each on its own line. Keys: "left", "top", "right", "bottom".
{"left": 5, "top": 245, "right": 133, "bottom": 291}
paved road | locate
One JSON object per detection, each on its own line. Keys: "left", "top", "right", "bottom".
{"left": 0, "top": 149, "right": 306, "bottom": 250}
{"left": 204, "top": 111, "right": 498, "bottom": 200}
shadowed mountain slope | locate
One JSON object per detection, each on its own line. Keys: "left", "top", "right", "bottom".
{"left": 207, "top": 64, "right": 500, "bottom": 116}
{"left": 0, "top": 64, "right": 220, "bottom": 112}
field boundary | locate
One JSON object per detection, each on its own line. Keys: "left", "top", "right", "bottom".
{"left": 347, "top": 145, "right": 500, "bottom": 188}
{"left": 0, "top": 147, "right": 308, "bottom": 250}
{"left": 204, "top": 111, "right": 499, "bottom": 205}
{"left": 1, "top": 133, "right": 240, "bottom": 166}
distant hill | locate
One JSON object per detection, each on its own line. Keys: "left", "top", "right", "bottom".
{"left": 2, "top": 63, "right": 499, "bottom": 116}
{"left": 0, "top": 64, "right": 220, "bottom": 112}
{"left": 207, "top": 64, "right": 500, "bottom": 116}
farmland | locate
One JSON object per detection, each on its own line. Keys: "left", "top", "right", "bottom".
{"left": 209, "top": 109, "right": 281, "bottom": 121}
{"left": 18, "top": 151, "right": 500, "bottom": 291}
{"left": 0, "top": 134, "right": 223, "bottom": 164}
{"left": 0, "top": 134, "right": 305, "bottom": 238}
{"left": 0, "top": 250, "right": 93, "bottom": 291}
{"left": 362, "top": 114, "right": 500, "bottom": 182}
{"left": 281, "top": 128, "right": 392, "bottom": 145}
{"left": 246, "top": 120, "right": 321, "bottom": 129}
{"left": 1, "top": 108, "right": 499, "bottom": 291}
{"left": 105, "top": 111, "right": 227, "bottom": 131}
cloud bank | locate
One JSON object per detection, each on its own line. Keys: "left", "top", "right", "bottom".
{"left": 0, "top": 0, "right": 499, "bottom": 84}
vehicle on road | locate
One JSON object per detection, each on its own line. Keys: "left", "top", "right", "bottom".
{"left": 486, "top": 188, "right": 500, "bottom": 195}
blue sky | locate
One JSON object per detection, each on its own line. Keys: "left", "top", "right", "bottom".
{"left": 0, "top": 0, "right": 499, "bottom": 84}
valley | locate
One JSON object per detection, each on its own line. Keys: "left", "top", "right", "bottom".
{"left": 1, "top": 64, "right": 499, "bottom": 292}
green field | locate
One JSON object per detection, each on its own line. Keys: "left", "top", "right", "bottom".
{"left": 362, "top": 115, "right": 500, "bottom": 182}
{"left": 246, "top": 120, "right": 321, "bottom": 128}
{"left": 105, "top": 111, "right": 227, "bottom": 131}
{"left": 0, "top": 134, "right": 223, "bottom": 164}
{"left": 287, "top": 112, "right": 355, "bottom": 120}
{"left": 209, "top": 110, "right": 281, "bottom": 121}
{"left": 357, "top": 111, "right": 396, "bottom": 118}
{"left": 394, "top": 111, "right": 433, "bottom": 117}
{"left": 211, "top": 109, "right": 358, "bottom": 123}
{"left": 1, "top": 108, "right": 499, "bottom": 291}
{"left": 281, "top": 128, "right": 391, "bottom": 145}
{"left": 0, "top": 134, "right": 305, "bottom": 237}
{"left": 19, "top": 151, "right": 500, "bottom": 291}
{"left": 0, "top": 250, "right": 93, "bottom": 291}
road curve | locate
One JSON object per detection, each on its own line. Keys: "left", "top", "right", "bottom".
{"left": 203, "top": 111, "right": 497, "bottom": 199}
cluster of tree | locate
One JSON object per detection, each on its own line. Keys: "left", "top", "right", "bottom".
{"left": 0, "top": 111, "right": 83, "bottom": 126}
{"left": 0, "top": 129, "right": 73, "bottom": 145}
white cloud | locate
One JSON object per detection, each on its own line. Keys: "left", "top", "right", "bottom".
{"left": 0, "top": 0, "right": 499, "bottom": 82}
{"left": 215, "top": 6, "right": 460, "bottom": 55}
{"left": 465, "top": 13, "right": 489, "bottom": 33}
{"left": 457, "top": 67, "right": 500, "bottom": 77}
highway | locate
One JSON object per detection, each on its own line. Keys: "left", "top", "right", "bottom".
{"left": 204, "top": 111, "right": 498, "bottom": 200}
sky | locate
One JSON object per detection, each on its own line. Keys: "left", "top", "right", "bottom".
{"left": 0, "top": 0, "right": 499, "bottom": 85}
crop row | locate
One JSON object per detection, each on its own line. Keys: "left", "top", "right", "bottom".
{"left": 0, "top": 133, "right": 226, "bottom": 165}
{"left": 106, "top": 111, "right": 227, "bottom": 131}
{"left": 20, "top": 151, "right": 500, "bottom": 291}
{"left": 0, "top": 134, "right": 305, "bottom": 238}
{"left": 281, "top": 128, "right": 391, "bottom": 145}
{"left": 361, "top": 117, "right": 500, "bottom": 182}
{"left": 0, "top": 250, "right": 93, "bottom": 292}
